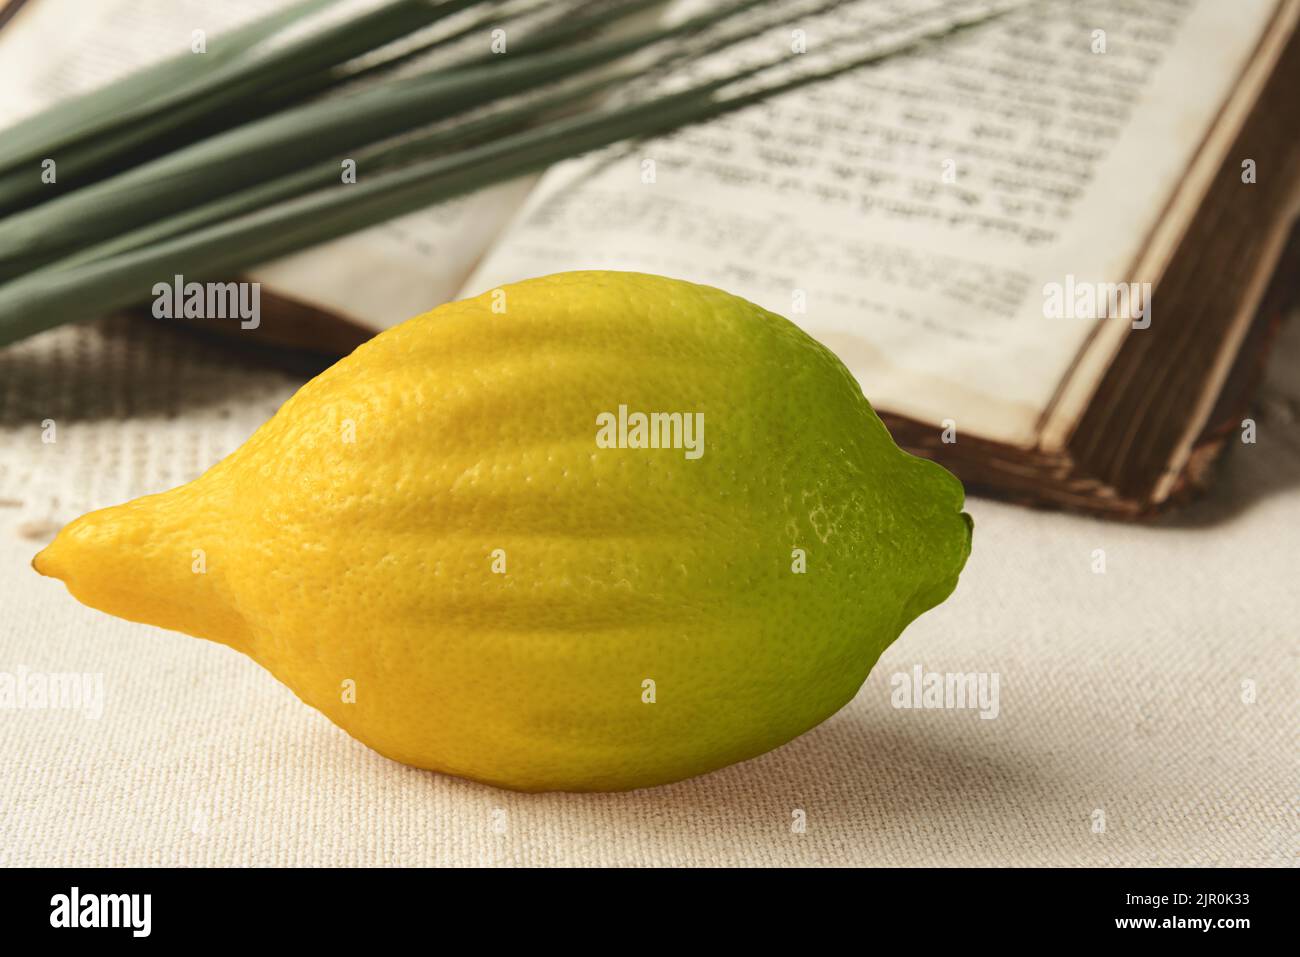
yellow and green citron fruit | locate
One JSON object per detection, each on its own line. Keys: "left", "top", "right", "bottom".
{"left": 34, "top": 271, "right": 971, "bottom": 792}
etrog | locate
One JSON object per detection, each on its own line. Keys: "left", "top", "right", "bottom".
{"left": 34, "top": 271, "right": 972, "bottom": 792}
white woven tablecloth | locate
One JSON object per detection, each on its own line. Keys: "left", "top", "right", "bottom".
{"left": 1, "top": 314, "right": 1296, "bottom": 867}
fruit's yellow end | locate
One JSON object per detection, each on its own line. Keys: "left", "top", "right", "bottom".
{"left": 31, "top": 493, "right": 252, "bottom": 654}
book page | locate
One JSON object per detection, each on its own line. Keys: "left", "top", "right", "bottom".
{"left": 461, "top": 0, "right": 1280, "bottom": 447}
{"left": 0, "top": 0, "right": 534, "bottom": 330}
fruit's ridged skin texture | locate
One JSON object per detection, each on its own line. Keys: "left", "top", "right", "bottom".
{"left": 35, "top": 271, "right": 972, "bottom": 792}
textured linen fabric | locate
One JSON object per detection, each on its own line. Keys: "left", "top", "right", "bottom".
{"left": 0, "top": 314, "right": 1296, "bottom": 868}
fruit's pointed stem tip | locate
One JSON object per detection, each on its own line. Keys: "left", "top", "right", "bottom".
{"left": 30, "top": 519, "right": 72, "bottom": 580}
{"left": 31, "top": 543, "right": 55, "bottom": 579}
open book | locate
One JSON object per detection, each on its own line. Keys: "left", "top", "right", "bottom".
{"left": 3, "top": 0, "right": 1298, "bottom": 517}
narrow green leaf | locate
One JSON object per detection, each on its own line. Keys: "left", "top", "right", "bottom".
{"left": 268, "top": 0, "right": 562, "bottom": 103}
